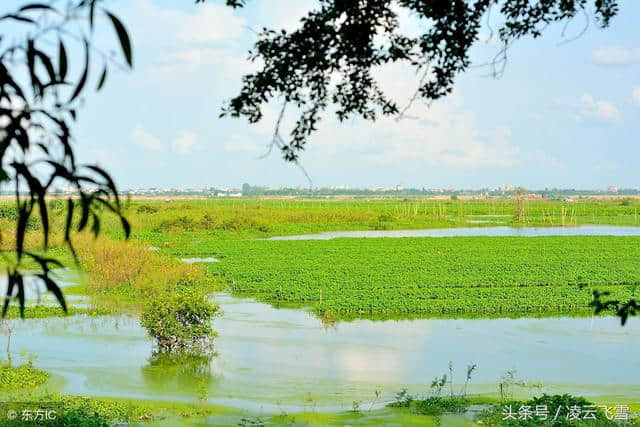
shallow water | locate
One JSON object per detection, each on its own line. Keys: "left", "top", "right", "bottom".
{"left": 181, "top": 257, "right": 219, "bottom": 264}
{"left": 0, "top": 270, "right": 88, "bottom": 306}
{"left": 8, "top": 293, "right": 640, "bottom": 413}
{"left": 267, "top": 225, "right": 640, "bottom": 240}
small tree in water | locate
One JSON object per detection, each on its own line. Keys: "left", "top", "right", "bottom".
{"left": 140, "top": 281, "right": 220, "bottom": 352}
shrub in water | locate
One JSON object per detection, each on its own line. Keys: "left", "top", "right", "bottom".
{"left": 140, "top": 283, "right": 220, "bottom": 352}
{"left": 389, "top": 388, "right": 414, "bottom": 408}
{"left": 412, "top": 396, "right": 469, "bottom": 416}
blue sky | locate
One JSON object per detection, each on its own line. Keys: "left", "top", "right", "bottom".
{"left": 48, "top": 1, "right": 640, "bottom": 189}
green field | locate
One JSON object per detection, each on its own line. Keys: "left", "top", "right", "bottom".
{"left": 167, "top": 236, "right": 638, "bottom": 320}
{"left": 3, "top": 197, "right": 640, "bottom": 320}
{"left": 84, "top": 197, "right": 639, "bottom": 321}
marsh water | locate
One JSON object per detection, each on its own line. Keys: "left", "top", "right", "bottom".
{"left": 267, "top": 225, "right": 640, "bottom": 240}
{"left": 8, "top": 292, "right": 640, "bottom": 413}
{"left": 5, "top": 225, "right": 640, "bottom": 413}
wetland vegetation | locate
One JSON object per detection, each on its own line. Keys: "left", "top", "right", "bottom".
{"left": 1, "top": 197, "right": 639, "bottom": 425}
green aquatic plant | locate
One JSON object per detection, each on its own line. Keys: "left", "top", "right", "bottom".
{"left": 0, "top": 394, "right": 228, "bottom": 426}
{"left": 2, "top": 306, "right": 111, "bottom": 320}
{"left": 389, "top": 362, "right": 476, "bottom": 416}
{"left": 389, "top": 388, "right": 415, "bottom": 408}
{"left": 0, "top": 361, "right": 49, "bottom": 390}
{"left": 238, "top": 416, "right": 266, "bottom": 427}
{"left": 0, "top": 408, "right": 111, "bottom": 427}
{"left": 419, "top": 362, "right": 475, "bottom": 415}
{"left": 412, "top": 396, "right": 470, "bottom": 416}
{"left": 204, "top": 236, "right": 640, "bottom": 320}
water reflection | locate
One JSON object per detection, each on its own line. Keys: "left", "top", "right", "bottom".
{"left": 0, "top": 270, "right": 87, "bottom": 305}
{"left": 181, "top": 257, "right": 219, "bottom": 264}
{"left": 267, "top": 225, "right": 640, "bottom": 240}
{"left": 142, "top": 350, "right": 219, "bottom": 399}
{"left": 7, "top": 293, "right": 640, "bottom": 412}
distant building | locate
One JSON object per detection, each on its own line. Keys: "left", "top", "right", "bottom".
{"left": 608, "top": 185, "right": 619, "bottom": 193}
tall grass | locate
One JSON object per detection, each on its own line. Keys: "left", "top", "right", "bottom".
{"left": 74, "top": 234, "right": 212, "bottom": 312}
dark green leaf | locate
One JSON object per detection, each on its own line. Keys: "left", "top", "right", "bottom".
{"left": 105, "top": 10, "right": 133, "bottom": 67}
{"left": 89, "top": 0, "right": 96, "bottom": 30}
{"left": 2, "top": 274, "right": 16, "bottom": 318}
{"left": 91, "top": 212, "right": 100, "bottom": 237}
{"left": 39, "top": 274, "right": 67, "bottom": 313}
{"left": 35, "top": 50, "right": 57, "bottom": 85}
{"left": 16, "top": 202, "right": 30, "bottom": 260}
{"left": 96, "top": 65, "right": 107, "bottom": 91}
{"left": 18, "top": 3, "right": 54, "bottom": 12}
{"left": 65, "top": 198, "right": 77, "bottom": 260}
{"left": 38, "top": 192, "right": 49, "bottom": 248}
{"left": 58, "top": 39, "right": 68, "bottom": 81}
{"left": 0, "top": 14, "right": 36, "bottom": 24}
{"left": 68, "top": 39, "right": 90, "bottom": 103}
{"left": 16, "top": 275, "right": 24, "bottom": 318}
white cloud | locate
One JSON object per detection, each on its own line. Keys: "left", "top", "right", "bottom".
{"left": 128, "top": 0, "right": 243, "bottom": 46}
{"left": 131, "top": 123, "right": 164, "bottom": 151}
{"left": 591, "top": 47, "right": 640, "bottom": 65}
{"left": 632, "top": 87, "right": 640, "bottom": 106}
{"left": 175, "top": 3, "right": 244, "bottom": 44}
{"left": 525, "top": 151, "right": 567, "bottom": 173}
{"left": 224, "top": 136, "right": 264, "bottom": 154}
{"left": 148, "top": 46, "right": 251, "bottom": 80}
{"left": 124, "top": 0, "right": 250, "bottom": 79}
{"left": 172, "top": 131, "right": 201, "bottom": 154}
{"left": 593, "top": 161, "right": 618, "bottom": 173}
{"left": 254, "top": 98, "right": 522, "bottom": 170}
{"left": 574, "top": 94, "right": 621, "bottom": 123}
